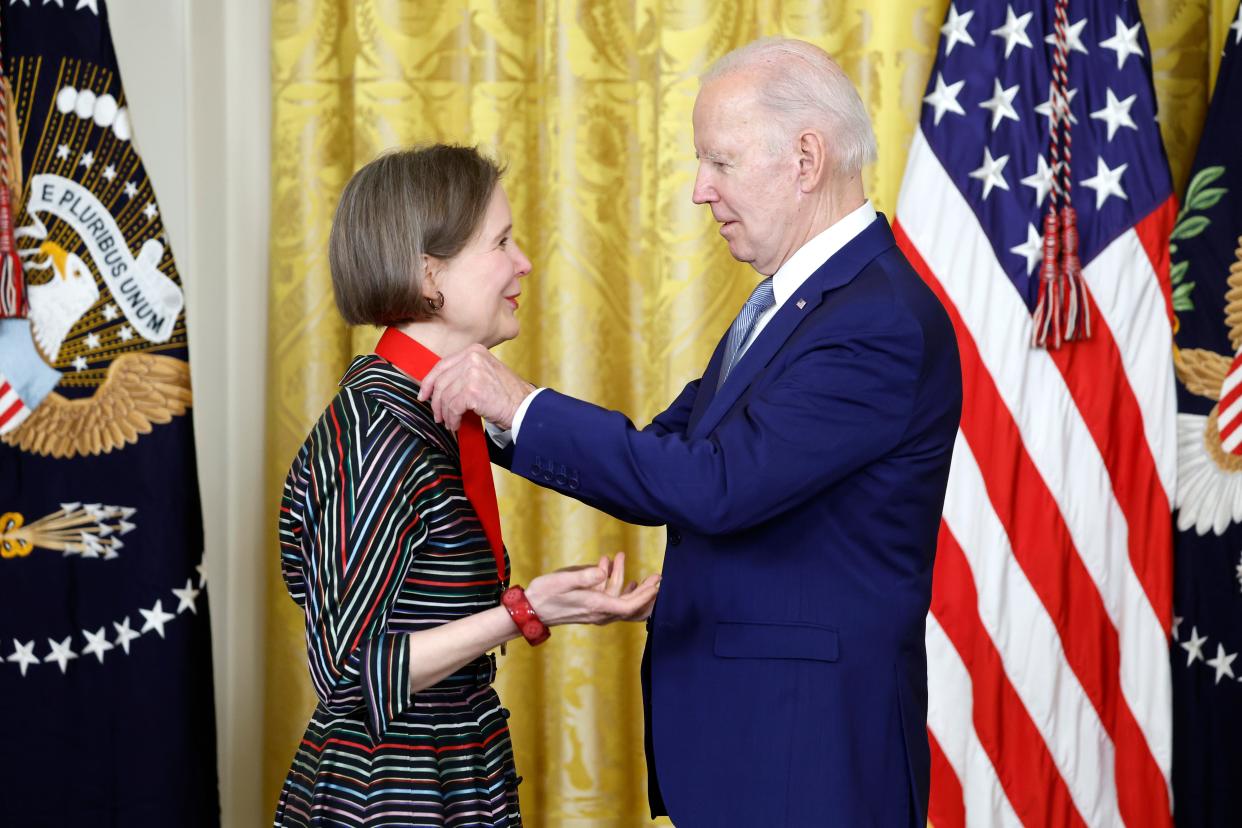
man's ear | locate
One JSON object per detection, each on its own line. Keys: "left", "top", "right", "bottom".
{"left": 796, "top": 129, "right": 830, "bottom": 193}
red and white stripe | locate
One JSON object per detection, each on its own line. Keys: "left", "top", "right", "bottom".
{"left": 1216, "top": 353, "right": 1242, "bottom": 454}
{"left": 896, "top": 130, "right": 1174, "bottom": 827}
{"left": 0, "top": 376, "right": 32, "bottom": 434}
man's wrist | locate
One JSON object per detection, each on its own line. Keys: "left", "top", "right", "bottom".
{"left": 510, "top": 387, "right": 544, "bottom": 441}
{"left": 484, "top": 420, "right": 512, "bottom": 448}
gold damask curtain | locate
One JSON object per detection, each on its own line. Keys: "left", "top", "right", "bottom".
{"left": 262, "top": 1, "right": 1236, "bottom": 824}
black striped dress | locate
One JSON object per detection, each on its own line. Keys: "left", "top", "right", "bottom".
{"left": 274, "top": 355, "right": 522, "bottom": 827}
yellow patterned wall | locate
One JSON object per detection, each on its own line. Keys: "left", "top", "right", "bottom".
{"left": 262, "top": 1, "right": 1237, "bottom": 824}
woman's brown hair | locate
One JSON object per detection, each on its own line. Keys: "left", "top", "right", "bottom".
{"left": 328, "top": 144, "right": 503, "bottom": 326}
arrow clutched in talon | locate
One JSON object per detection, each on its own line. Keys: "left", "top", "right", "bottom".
{"left": 1, "top": 504, "right": 138, "bottom": 559}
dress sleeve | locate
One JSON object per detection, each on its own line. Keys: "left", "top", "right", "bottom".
{"left": 292, "top": 391, "right": 436, "bottom": 740}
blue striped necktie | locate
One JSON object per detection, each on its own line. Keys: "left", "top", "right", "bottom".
{"left": 717, "top": 276, "right": 775, "bottom": 389}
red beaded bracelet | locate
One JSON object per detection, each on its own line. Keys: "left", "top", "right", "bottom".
{"left": 501, "top": 585, "right": 550, "bottom": 646}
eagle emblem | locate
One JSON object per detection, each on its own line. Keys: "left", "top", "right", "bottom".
{"left": 0, "top": 66, "right": 191, "bottom": 458}
{"left": 1174, "top": 234, "right": 1242, "bottom": 535}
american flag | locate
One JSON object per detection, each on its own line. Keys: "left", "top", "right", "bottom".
{"left": 893, "top": 1, "right": 1176, "bottom": 825}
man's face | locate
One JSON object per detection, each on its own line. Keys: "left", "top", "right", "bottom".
{"left": 691, "top": 73, "right": 800, "bottom": 276}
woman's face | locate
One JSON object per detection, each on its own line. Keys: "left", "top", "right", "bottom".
{"left": 428, "top": 185, "right": 532, "bottom": 349}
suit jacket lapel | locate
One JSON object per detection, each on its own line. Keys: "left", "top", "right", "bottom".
{"left": 688, "top": 215, "right": 897, "bottom": 440}
{"left": 687, "top": 333, "right": 728, "bottom": 434}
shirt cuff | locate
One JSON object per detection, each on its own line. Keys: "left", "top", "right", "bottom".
{"left": 511, "top": 388, "right": 544, "bottom": 442}
{"left": 360, "top": 632, "right": 412, "bottom": 740}
{"left": 484, "top": 420, "right": 513, "bottom": 449}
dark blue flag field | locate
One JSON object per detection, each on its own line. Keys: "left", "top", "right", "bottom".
{"left": 0, "top": 1, "right": 219, "bottom": 824}
{"left": 1169, "top": 3, "right": 1242, "bottom": 826}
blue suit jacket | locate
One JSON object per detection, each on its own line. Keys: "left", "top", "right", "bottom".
{"left": 507, "top": 216, "right": 961, "bottom": 826}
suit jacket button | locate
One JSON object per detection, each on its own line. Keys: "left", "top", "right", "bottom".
{"left": 554, "top": 474, "right": 566, "bottom": 485}
{"left": 668, "top": 529, "right": 682, "bottom": 546}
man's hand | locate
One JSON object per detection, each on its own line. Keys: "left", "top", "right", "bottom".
{"left": 418, "top": 344, "right": 535, "bottom": 432}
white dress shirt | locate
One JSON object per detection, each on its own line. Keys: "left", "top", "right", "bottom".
{"left": 738, "top": 199, "right": 877, "bottom": 358}
{"left": 492, "top": 200, "right": 878, "bottom": 444}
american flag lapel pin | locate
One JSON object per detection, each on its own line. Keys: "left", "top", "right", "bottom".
{"left": 796, "top": 298, "right": 806, "bottom": 309}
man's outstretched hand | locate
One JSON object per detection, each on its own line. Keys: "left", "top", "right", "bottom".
{"left": 418, "top": 344, "right": 535, "bottom": 432}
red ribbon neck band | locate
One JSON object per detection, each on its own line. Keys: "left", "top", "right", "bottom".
{"left": 374, "top": 327, "right": 507, "bottom": 585}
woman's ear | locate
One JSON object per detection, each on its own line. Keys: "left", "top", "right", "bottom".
{"left": 421, "top": 254, "right": 442, "bottom": 299}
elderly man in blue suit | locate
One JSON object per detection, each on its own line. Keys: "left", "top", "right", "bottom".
{"left": 421, "top": 37, "right": 962, "bottom": 828}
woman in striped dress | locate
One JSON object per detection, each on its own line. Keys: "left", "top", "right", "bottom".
{"left": 273, "top": 145, "right": 661, "bottom": 827}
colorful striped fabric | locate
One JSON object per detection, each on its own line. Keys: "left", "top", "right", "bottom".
{"left": 274, "top": 355, "right": 522, "bottom": 827}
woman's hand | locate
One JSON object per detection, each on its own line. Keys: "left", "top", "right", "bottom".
{"left": 592, "top": 552, "right": 658, "bottom": 621}
{"left": 402, "top": 555, "right": 658, "bottom": 694}
{"left": 525, "top": 557, "right": 660, "bottom": 627}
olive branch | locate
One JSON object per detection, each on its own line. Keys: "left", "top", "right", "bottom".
{"left": 1170, "top": 165, "right": 1228, "bottom": 313}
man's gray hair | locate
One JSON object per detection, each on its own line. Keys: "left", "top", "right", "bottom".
{"left": 703, "top": 37, "right": 877, "bottom": 174}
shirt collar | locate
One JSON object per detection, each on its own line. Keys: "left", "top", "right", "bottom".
{"left": 771, "top": 200, "right": 877, "bottom": 306}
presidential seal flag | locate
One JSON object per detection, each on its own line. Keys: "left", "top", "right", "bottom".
{"left": 0, "top": 1, "right": 219, "bottom": 824}
{"left": 1169, "top": 3, "right": 1242, "bottom": 824}
{"left": 895, "top": 0, "right": 1177, "bottom": 825}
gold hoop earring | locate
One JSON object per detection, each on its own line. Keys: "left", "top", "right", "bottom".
{"left": 428, "top": 291, "right": 445, "bottom": 312}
